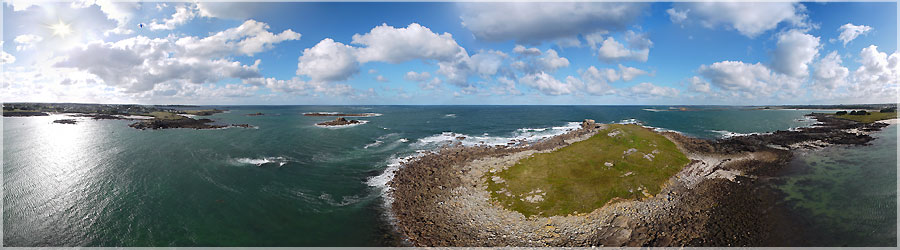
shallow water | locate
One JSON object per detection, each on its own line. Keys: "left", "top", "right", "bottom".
{"left": 775, "top": 124, "right": 897, "bottom": 246}
{"left": 2, "top": 105, "right": 890, "bottom": 246}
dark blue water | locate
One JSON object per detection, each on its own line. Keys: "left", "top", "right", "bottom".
{"left": 3, "top": 105, "right": 892, "bottom": 246}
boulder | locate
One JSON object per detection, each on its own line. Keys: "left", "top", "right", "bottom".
{"left": 582, "top": 119, "right": 596, "bottom": 129}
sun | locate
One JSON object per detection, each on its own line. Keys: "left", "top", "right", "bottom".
{"left": 49, "top": 20, "right": 72, "bottom": 38}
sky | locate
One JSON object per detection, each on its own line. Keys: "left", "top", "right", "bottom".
{"left": 1, "top": 1, "right": 897, "bottom": 105}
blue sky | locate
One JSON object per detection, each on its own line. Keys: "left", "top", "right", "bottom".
{"left": 1, "top": 1, "right": 897, "bottom": 105}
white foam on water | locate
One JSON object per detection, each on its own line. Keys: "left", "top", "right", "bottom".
{"left": 398, "top": 138, "right": 409, "bottom": 143}
{"left": 709, "top": 130, "right": 768, "bottom": 139}
{"left": 412, "top": 121, "right": 581, "bottom": 148}
{"left": 444, "top": 114, "right": 456, "bottom": 118}
{"left": 232, "top": 156, "right": 289, "bottom": 167}
{"left": 364, "top": 140, "right": 384, "bottom": 149}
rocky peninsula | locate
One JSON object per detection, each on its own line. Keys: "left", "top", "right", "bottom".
{"left": 387, "top": 113, "right": 890, "bottom": 247}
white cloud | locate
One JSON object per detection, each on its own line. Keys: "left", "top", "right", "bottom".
{"left": 812, "top": 51, "right": 849, "bottom": 89}
{"left": 404, "top": 71, "right": 432, "bottom": 82}
{"left": 368, "top": 69, "right": 377, "bottom": 74}
{"left": 493, "top": 76, "right": 522, "bottom": 95}
{"left": 149, "top": 4, "right": 197, "bottom": 30}
{"left": 53, "top": 36, "right": 262, "bottom": 92}
{"left": 93, "top": 0, "right": 142, "bottom": 36}
{"left": 375, "top": 75, "right": 388, "bottom": 83}
{"left": 837, "top": 23, "right": 872, "bottom": 46}
{"left": 469, "top": 50, "right": 507, "bottom": 77}
{"left": 418, "top": 77, "right": 443, "bottom": 91}
{"left": 1, "top": 42, "right": 15, "bottom": 64}
{"left": 512, "top": 49, "right": 570, "bottom": 74}
{"left": 686, "top": 76, "right": 711, "bottom": 93}
{"left": 176, "top": 19, "right": 301, "bottom": 58}
{"left": 512, "top": 45, "right": 541, "bottom": 56}
{"left": 352, "top": 23, "right": 466, "bottom": 63}
{"left": 296, "top": 38, "right": 359, "bottom": 83}
{"left": 671, "top": 2, "right": 807, "bottom": 38}
{"left": 852, "top": 45, "right": 899, "bottom": 89}
{"left": 771, "top": 29, "right": 820, "bottom": 78}
{"left": 596, "top": 37, "right": 649, "bottom": 62}
{"left": 244, "top": 77, "right": 355, "bottom": 96}
{"left": 618, "top": 64, "right": 649, "bottom": 81}
{"left": 459, "top": 2, "right": 646, "bottom": 43}
{"left": 579, "top": 66, "right": 615, "bottom": 95}
{"left": 666, "top": 8, "right": 689, "bottom": 24}
{"left": 196, "top": 2, "right": 259, "bottom": 20}
{"left": 627, "top": 82, "right": 679, "bottom": 98}
{"left": 14, "top": 34, "right": 43, "bottom": 51}
{"left": 517, "top": 72, "right": 580, "bottom": 95}
{"left": 697, "top": 60, "right": 800, "bottom": 98}
{"left": 624, "top": 30, "right": 653, "bottom": 50}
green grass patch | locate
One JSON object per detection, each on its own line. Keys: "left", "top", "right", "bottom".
{"left": 145, "top": 111, "right": 187, "bottom": 120}
{"left": 835, "top": 112, "right": 897, "bottom": 123}
{"left": 485, "top": 124, "right": 690, "bottom": 217}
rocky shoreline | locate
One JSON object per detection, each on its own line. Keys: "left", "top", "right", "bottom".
{"left": 317, "top": 117, "right": 362, "bottom": 126}
{"left": 387, "top": 113, "right": 890, "bottom": 246}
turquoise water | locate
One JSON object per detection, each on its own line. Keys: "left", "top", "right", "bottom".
{"left": 2, "top": 105, "right": 892, "bottom": 246}
{"left": 776, "top": 124, "right": 897, "bottom": 246}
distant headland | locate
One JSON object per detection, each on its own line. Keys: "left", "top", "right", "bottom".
{"left": 2, "top": 103, "right": 253, "bottom": 130}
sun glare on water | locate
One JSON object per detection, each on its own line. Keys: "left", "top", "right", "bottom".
{"left": 49, "top": 20, "right": 72, "bottom": 38}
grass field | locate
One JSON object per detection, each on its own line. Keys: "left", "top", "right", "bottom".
{"left": 485, "top": 124, "right": 690, "bottom": 217}
{"left": 835, "top": 112, "right": 897, "bottom": 123}
{"left": 145, "top": 111, "right": 187, "bottom": 120}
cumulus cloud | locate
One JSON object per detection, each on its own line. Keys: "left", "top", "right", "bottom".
{"left": 404, "top": 71, "right": 432, "bottom": 82}
{"left": 296, "top": 38, "right": 359, "bottom": 83}
{"left": 596, "top": 37, "right": 649, "bottom": 62}
{"left": 353, "top": 23, "right": 466, "bottom": 63}
{"left": 579, "top": 66, "right": 615, "bottom": 95}
{"left": 837, "top": 23, "right": 872, "bottom": 46}
{"left": 196, "top": 2, "right": 260, "bottom": 20}
{"left": 666, "top": 8, "right": 689, "bottom": 24}
{"left": 686, "top": 76, "right": 711, "bottom": 93}
{"left": 375, "top": 75, "right": 388, "bottom": 83}
{"left": 14, "top": 34, "right": 43, "bottom": 51}
{"left": 512, "top": 45, "right": 541, "bottom": 56}
{"left": 517, "top": 72, "right": 580, "bottom": 95}
{"left": 176, "top": 19, "right": 301, "bottom": 58}
{"left": 618, "top": 64, "right": 650, "bottom": 81}
{"left": 670, "top": 2, "right": 807, "bottom": 38}
{"left": 626, "top": 82, "right": 679, "bottom": 98}
{"left": 771, "top": 30, "right": 820, "bottom": 78}
{"left": 244, "top": 77, "right": 355, "bottom": 96}
{"left": 852, "top": 45, "right": 899, "bottom": 90}
{"left": 54, "top": 36, "right": 262, "bottom": 92}
{"left": 459, "top": 2, "right": 646, "bottom": 43}
{"left": 812, "top": 51, "right": 849, "bottom": 89}
{"left": 697, "top": 60, "right": 801, "bottom": 99}
{"left": 512, "top": 49, "right": 570, "bottom": 73}
{"left": 149, "top": 3, "right": 197, "bottom": 30}
{"left": 492, "top": 76, "right": 522, "bottom": 95}
{"left": 79, "top": 0, "right": 142, "bottom": 36}
{"left": 469, "top": 50, "right": 508, "bottom": 77}
{"left": 1, "top": 42, "right": 15, "bottom": 64}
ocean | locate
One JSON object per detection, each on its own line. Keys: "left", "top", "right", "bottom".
{"left": 3, "top": 106, "right": 895, "bottom": 246}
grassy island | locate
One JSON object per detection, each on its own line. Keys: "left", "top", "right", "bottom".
{"left": 485, "top": 124, "right": 690, "bottom": 217}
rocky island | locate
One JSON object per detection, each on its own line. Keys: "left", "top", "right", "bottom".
{"left": 316, "top": 117, "right": 362, "bottom": 126}
{"left": 52, "top": 119, "right": 77, "bottom": 124}
{"left": 387, "top": 114, "right": 890, "bottom": 247}
{"left": 304, "top": 112, "right": 380, "bottom": 117}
